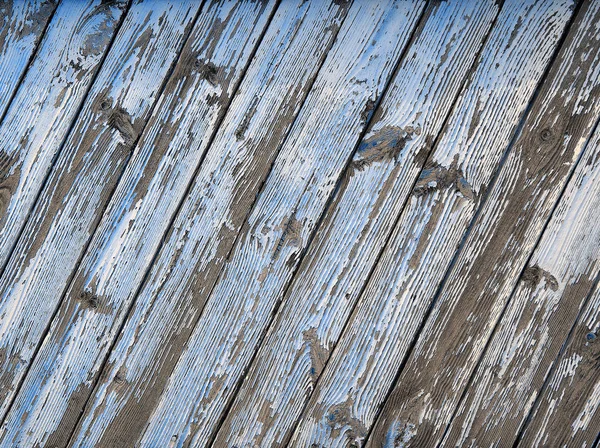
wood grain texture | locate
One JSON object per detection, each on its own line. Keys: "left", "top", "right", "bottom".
{"left": 368, "top": 1, "right": 600, "bottom": 447}
{"left": 0, "top": 0, "right": 126, "bottom": 271}
{"left": 0, "top": 0, "right": 57, "bottom": 117}
{"left": 441, "top": 97, "right": 600, "bottom": 447}
{"left": 519, "top": 279, "right": 600, "bottom": 447}
{"left": 0, "top": 1, "right": 203, "bottom": 446}
{"left": 287, "top": 1, "right": 575, "bottom": 447}
{"left": 69, "top": 2, "right": 352, "bottom": 446}
{"left": 136, "top": 2, "right": 428, "bottom": 447}
{"left": 0, "top": 1, "right": 277, "bottom": 447}
{"left": 214, "top": 1, "right": 499, "bottom": 446}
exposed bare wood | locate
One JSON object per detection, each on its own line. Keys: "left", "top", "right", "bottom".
{"left": 519, "top": 280, "right": 600, "bottom": 448}
{"left": 0, "top": 1, "right": 205, "bottom": 446}
{"left": 286, "top": 1, "right": 576, "bottom": 446}
{"left": 0, "top": 0, "right": 126, "bottom": 270}
{"left": 130, "top": 2, "right": 428, "bottom": 446}
{"left": 214, "top": 1, "right": 499, "bottom": 446}
{"left": 368, "top": 1, "right": 600, "bottom": 447}
{"left": 0, "top": 0, "right": 57, "bottom": 118}
{"left": 68, "top": 2, "right": 353, "bottom": 446}
{"left": 0, "top": 1, "right": 278, "bottom": 446}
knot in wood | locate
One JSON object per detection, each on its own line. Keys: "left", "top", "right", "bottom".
{"left": 539, "top": 127, "right": 554, "bottom": 143}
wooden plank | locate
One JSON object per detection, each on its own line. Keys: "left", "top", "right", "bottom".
{"left": 68, "top": 2, "right": 353, "bottom": 446}
{"left": 519, "top": 280, "right": 600, "bottom": 447}
{"left": 132, "top": 2, "right": 428, "bottom": 447}
{"left": 367, "top": 1, "right": 600, "bottom": 447}
{"left": 214, "top": 1, "right": 500, "bottom": 447}
{"left": 0, "top": 0, "right": 126, "bottom": 270}
{"left": 287, "top": 1, "right": 577, "bottom": 447}
{"left": 0, "top": 2, "right": 278, "bottom": 447}
{"left": 0, "top": 0, "right": 57, "bottom": 117}
{"left": 0, "top": 1, "right": 204, "bottom": 445}
{"left": 442, "top": 115, "right": 600, "bottom": 445}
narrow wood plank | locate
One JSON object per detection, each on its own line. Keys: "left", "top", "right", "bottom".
{"left": 132, "top": 2, "right": 427, "bottom": 446}
{"left": 0, "top": 2, "right": 277, "bottom": 447}
{"left": 442, "top": 102, "right": 600, "bottom": 445}
{"left": 0, "top": 0, "right": 126, "bottom": 270}
{"left": 286, "top": 1, "right": 576, "bottom": 447}
{"left": 214, "top": 1, "right": 499, "bottom": 446}
{"left": 0, "top": 1, "right": 204, "bottom": 444}
{"left": 367, "top": 1, "right": 600, "bottom": 447}
{"left": 519, "top": 281, "right": 600, "bottom": 447}
{"left": 0, "top": 0, "right": 57, "bottom": 118}
{"left": 68, "top": 2, "right": 352, "bottom": 446}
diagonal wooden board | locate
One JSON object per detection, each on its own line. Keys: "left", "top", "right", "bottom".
{"left": 0, "top": 0, "right": 126, "bottom": 271}
{"left": 441, "top": 105, "right": 600, "bottom": 445}
{"left": 214, "top": 1, "right": 500, "bottom": 446}
{"left": 0, "top": 1, "right": 204, "bottom": 445}
{"left": 519, "top": 276, "right": 600, "bottom": 447}
{"left": 69, "top": 2, "right": 353, "bottom": 446}
{"left": 0, "top": 0, "right": 57, "bottom": 118}
{"left": 0, "top": 1, "right": 278, "bottom": 446}
{"left": 133, "top": 1, "right": 427, "bottom": 446}
{"left": 287, "top": 0, "right": 576, "bottom": 447}
{"left": 368, "top": 0, "right": 600, "bottom": 446}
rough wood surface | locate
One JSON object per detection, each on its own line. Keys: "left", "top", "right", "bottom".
{"left": 135, "top": 2, "right": 428, "bottom": 447}
{"left": 214, "top": 1, "right": 499, "bottom": 446}
{"left": 441, "top": 96, "right": 600, "bottom": 447}
{"left": 0, "top": 0, "right": 126, "bottom": 271}
{"left": 368, "top": 1, "right": 600, "bottom": 446}
{"left": 0, "top": 1, "right": 203, "bottom": 446}
{"left": 0, "top": 0, "right": 57, "bottom": 118}
{"left": 287, "top": 1, "right": 576, "bottom": 447}
{"left": 519, "top": 279, "right": 600, "bottom": 448}
{"left": 69, "top": 2, "right": 352, "bottom": 446}
{"left": 0, "top": 1, "right": 277, "bottom": 447}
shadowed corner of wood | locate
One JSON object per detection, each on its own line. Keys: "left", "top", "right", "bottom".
{"left": 349, "top": 125, "right": 419, "bottom": 176}
{"left": 412, "top": 154, "right": 475, "bottom": 202}
{"left": 521, "top": 264, "right": 559, "bottom": 291}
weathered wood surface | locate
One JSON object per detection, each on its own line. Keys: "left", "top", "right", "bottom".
{"left": 441, "top": 99, "right": 600, "bottom": 446}
{"left": 0, "top": 1, "right": 277, "bottom": 446}
{"left": 0, "top": 0, "right": 126, "bottom": 271}
{"left": 69, "top": 2, "right": 352, "bottom": 446}
{"left": 135, "top": 2, "right": 428, "bottom": 446}
{"left": 214, "top": 1, "right": 499, "bottom": 446}
{"left": 0, "top": 1, "right": 204, "bottom": 445}
{"left": 368, "top": 1, "right": 600, "bottom": 446}
{"left": 519, "top": 279, "right": 600, "bottom": 448}
{"left": 0, "top": 0, "right": 57, "bottom": 118}
{"left": 288, "top": 1, "right": 576, "bottom": 446}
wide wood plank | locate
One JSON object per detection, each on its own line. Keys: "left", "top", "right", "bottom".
{"left": 287, "top": 1, "right": 576, "bottom": 447}
{"left": 0, "top": 0, "right": 57, "bottom": 117}
{"left": 368, "top": 1, "right": 600, "bottom": 446}
{"left": 134, "top": 2, "right": 427, "bottom": 446}
{"left": 214, "top": 1, "right": 499, "bottom": 446}
{"left": 0, "top": 1, "right": 277, "bottom": 446}
{"left": 0, "top": 1, "right": 203, "bottom": 445}
{"left": 441, "top": 103, "right": 600, "bottom": 446}
{"left": 69, "top": 2, "right": 352, "bottom": 446}
{"left": 519, "top": 280, "right": 600, "bottom": 447}
{"left": 0, "top": 0, "right": 126, "bottom": 270}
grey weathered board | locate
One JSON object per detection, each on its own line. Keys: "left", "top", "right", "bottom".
{"left": 0, "top": 1, "right": 204, "bottom": 445}
{"left": 70, "top": 2, "right": 353, "bottom": 446}
{"left": 289, "top": 0, "right": 575, "bottom": 446}
{"left": 215, "top": 1, "right": 499, "bottom": 446}
{"left": 0, "top": 0, "right": 56, "bottom": 118}
{"left": 0, "top": 1, "right": 598, "bottom": 446}
{"left": 0, "top": 1, "right": 277, "bottom": 447}
{"left": 368, "top": 0, "right": 600, "bottom": 446}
